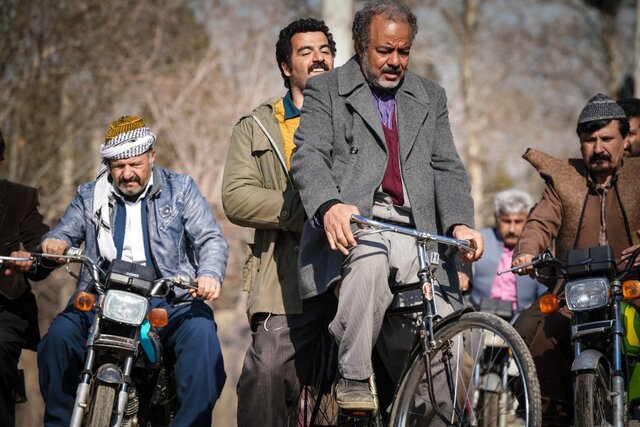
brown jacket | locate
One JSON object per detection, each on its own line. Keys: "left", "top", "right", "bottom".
{"left": 221, "top": 98, "right": 306, "bottom": 320}
{"left": 515, "top": 149, "right": 640, "bottom": 263}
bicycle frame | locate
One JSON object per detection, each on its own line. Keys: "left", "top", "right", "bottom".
{"left": 351, "top": 215, "right": 475, "bottom": 424}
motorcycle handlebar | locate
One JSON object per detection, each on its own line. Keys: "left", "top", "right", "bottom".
{"left": 498, "top": 247, "right": 640, "bottom": 280}
{"left": 1, "top": 249, "right": 198, "bottom": 296}
{"left": 497, "top": 251, "right": 557, "bottom": 276}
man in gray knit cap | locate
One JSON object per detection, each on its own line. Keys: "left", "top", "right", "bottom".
{"left": 511, "top": 93, "right": 640, "bottom": 425}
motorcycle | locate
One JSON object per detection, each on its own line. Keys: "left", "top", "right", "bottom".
{"left": 501, "top": 245, "right": 640, "bottom": 427}
{"left": 1, "top": 249, "right": 198, "bottom": 427}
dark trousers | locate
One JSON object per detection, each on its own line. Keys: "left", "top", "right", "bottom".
{"left": 236, "top": 292, "right": 338, "bottom": 427}
{"left": 0, "top": 293, "right": 39, "bottom": 427}
{"left": 37, "top": 299, "right": 226, "bottom": 427}
{"left": 514, "top": 302, "right": 573, "bottom": 426}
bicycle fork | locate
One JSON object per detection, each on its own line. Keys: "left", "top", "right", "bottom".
{"left": 416, "top": 242, "right": 469, "bottom": 425}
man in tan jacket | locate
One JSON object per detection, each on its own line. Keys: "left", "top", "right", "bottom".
{"left": 221, "top": 18, "right": 335, "bottom": 426}
{"left": 512, "top": 93, "right": 640, "bottom": 425}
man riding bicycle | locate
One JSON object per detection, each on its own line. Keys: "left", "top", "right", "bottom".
{"left": 291, "top": 0, "right": 484, "bottom": 411}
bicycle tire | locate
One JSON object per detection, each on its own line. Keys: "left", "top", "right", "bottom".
{"left": 299, "top": 383, "right": 340, "bottom": 426}
{"left": 389, "top": 311, "right": 541, "bottom": 426}
{"left": 298, "top": 324, "right": 340, "bottom": 427}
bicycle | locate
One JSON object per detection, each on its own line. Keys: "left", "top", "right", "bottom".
{"left": 301, "top": 215, "right": 541, "bottom": 427}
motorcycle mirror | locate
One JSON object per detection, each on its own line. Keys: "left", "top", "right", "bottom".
{"left": 539, "top": 293, "right": 560, "bottom": 314}
{"left": 623, "top": 280, "right": 640, "bottom": 300}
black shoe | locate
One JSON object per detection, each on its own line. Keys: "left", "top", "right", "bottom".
{"left": 335, "top": 377, "right": 376, "bottom": 411}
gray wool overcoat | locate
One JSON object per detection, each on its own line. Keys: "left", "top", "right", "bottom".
{"left": 290, "top": 56, "right": 475, "bottom": 304}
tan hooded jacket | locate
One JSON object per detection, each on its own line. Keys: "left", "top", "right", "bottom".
{"left": 222, "top": 98, "right": 306, "bottom": 321}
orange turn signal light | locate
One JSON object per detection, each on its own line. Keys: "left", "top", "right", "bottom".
{"left": 74, "top": 292, "right": 95, "bottom": 312}
{"left": 539, "top": 294, "right": 560, "bottom": 314}
{"left": 623, "top": 280, "right": 640, "bottom": 300}
{"left": 147, "top": 308, "right": 169, "bottom": 327}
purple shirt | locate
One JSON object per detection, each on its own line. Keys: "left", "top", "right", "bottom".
{"left": 372, "top": 91, "right": 396, "bottom": 128}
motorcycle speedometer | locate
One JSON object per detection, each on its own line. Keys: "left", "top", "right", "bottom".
{"left": 102, "top": 290, "right": 149, "bottom": 325}
{"left": 565, "top": 277, "right": 609, "bottom": 311}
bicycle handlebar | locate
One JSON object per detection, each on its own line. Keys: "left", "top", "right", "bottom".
{"left": 350, "top": 215, "right": 475, "bottom": 253}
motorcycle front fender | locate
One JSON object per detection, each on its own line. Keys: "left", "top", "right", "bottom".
{"left": 95, "top": 363, "right": 124, "bottom": 385}
{"left": 571, "top": 348, "right": 609, "bottom": 373}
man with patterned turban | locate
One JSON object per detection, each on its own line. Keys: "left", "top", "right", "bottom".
{"left": 30, "top": 116, "right": 228, "bottom": 426}
{"left": 512, "top": 93, "right": 640, "bottom": 425}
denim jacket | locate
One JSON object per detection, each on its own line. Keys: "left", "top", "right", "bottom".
{"left": 44, "top": 167, "right": 228, "bottom": 302}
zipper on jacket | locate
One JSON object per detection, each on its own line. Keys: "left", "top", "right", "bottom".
{"left": 251, "top": 115, "right": 292, "bottom": 184}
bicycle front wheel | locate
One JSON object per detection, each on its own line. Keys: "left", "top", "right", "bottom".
{"left": 389, "top": 311, "right": 541, "bottom": 426}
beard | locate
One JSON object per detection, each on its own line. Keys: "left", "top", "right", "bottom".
{"left": 117, "top": 175, "right": 144, "bottom": 197}
{"left": 360, "top": 50, "right": 403, "bottom": 90}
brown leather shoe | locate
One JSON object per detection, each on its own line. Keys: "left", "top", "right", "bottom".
{"left": 335, "top": 378, "right": 376, "bottom": 411}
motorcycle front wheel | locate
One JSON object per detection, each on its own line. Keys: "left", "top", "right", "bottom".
{"left": 573, "top": 362, "right": 612, "bottom": 427}
{"left": 85, "top": 381, "right": 118, "bottom": 427}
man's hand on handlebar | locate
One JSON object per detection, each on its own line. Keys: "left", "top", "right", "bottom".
{"left": 3, "top": 250, "right": 33, "bottom": 275}
{"left": 511, "top": 253, "right": 536, "bottom": 277}
{"left": 190, "top": 276, "right": 221, "bottom": 301}
{"left": 323, "top": 203, "right": 360, "bottom": 256}
{"left": 451, "top": 225, "right": 484, "bottom": 263}
{"left": 42, "top": 238, "right": 70, "bottom": 264}
{"left": 621, "top": 230, "right": 640, "bottom": 268}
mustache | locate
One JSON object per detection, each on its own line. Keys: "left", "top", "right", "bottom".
{"left": 504, "top": 232, "right": 520, "bottom": 239}
{"left": 308, "top": 61, "right": 329, "bottom": 73}
{"left": 119, "top": 175, "right": 142, "bottom": 185}
{"left": 381, "top": 65, "right": 401, "bottom": 74}
{"left": 590, "top": 154, "right": 612, "bottom": 163}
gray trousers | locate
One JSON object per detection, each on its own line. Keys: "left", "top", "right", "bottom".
{"left": 329, "top": 231, "right": 454, "bottom": 382}
{"left": 236, "top": 293, "right": 338, "bottom": 427}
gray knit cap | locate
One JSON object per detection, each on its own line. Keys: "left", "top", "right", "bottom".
{"left": 577, "top": 93, "right": 627, "bottom": 125}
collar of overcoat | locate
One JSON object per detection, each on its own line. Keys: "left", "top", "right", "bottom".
{"left": 337, "top": 55, "right": 431, "bottom": 163}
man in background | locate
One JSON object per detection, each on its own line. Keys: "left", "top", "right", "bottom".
{"left": 617, "top": 97, "right": 640, "bottom": 157}
{"left": 222, "top": 18, "right": 336, "bottom": 426}
{"left": 467, "top": 189, "right": 545, "bottom": 313}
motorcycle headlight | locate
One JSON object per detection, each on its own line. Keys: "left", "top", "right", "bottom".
{"left": 102, "top": 290, "right": 149, "bottom": 325}
{"left": 565, "top": 277, "right": 609, "bottom": 311}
